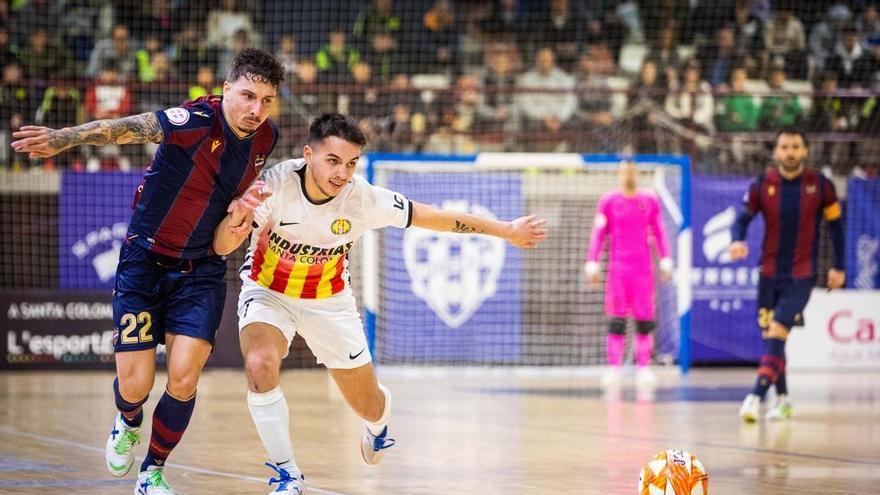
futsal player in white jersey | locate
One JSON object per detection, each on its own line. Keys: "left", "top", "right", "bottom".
{"left": 214, "top": 113, "right": 548, "bottom": 495}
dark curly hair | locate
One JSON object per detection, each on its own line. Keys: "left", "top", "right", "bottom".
{"left": 309, "top": 112, "right": 367, "bottom": 147}
{"left": 227, "top": 48, "right": 285, "bottom": 88}
{"left": 774, "top": 128, "right": 808, "bottom": 148}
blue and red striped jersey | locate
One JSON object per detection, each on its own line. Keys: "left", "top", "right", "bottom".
{"left": 127, "top": 96, "right": 279, "bottom": 259}
{"left": 732, "top": 167, "right": 845, "bottom": 279}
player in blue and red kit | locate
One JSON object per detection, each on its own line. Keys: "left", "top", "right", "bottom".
{"left": 12, "top": 48, "right": 284, "bottom": 494}
{"left": 729, "top": 129, "right": 845, "bottom": 423}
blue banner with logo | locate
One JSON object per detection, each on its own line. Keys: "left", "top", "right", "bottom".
{"left": 380, "top": 171, "right": 522, "bottom": 363}
{"left": 846, "top": 178, "right": 880, "bottom": 290}
{"left": 59, "top": 172, "right": 142, "bottom": 289}
{"left": 690, "top": 174, "right": 765, "bottom": 363}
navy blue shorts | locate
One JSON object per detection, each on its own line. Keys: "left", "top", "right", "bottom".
{"left": 112, "top": 241, "right": 227, "bottom": 352}
{"left": 757, "top": 276, "right": 815, "bottom": 330}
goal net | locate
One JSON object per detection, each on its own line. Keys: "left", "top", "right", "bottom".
{"left": 362, "top": 152, "right": 691, "bottom": 369}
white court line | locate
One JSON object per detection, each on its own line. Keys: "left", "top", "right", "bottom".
{"left": 0, "top": 426, "right": 349, "bottom": 495}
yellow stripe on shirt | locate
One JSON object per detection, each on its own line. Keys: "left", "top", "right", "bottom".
{"left": 283, "top": 262, "right": 312, "bottom": 297}
{"left": 314, "top": 256, "right": 342, "bottom": 299}
{"left": 256, "top": 248, "right": 281, "bottom": 288}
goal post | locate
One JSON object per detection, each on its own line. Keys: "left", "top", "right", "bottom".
{"left": 362, "top": 152, "right": 692, "bottom": 372}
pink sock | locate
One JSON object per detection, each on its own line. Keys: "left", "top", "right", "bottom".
{"left": 606, "top": 334, "right": 625, "bottom": 367}
{"left": 634, "top": 333, "right": 654, "bottom": 367}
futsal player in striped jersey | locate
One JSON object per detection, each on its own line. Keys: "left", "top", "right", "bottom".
{"left": 585, "top": 161, "right": 674, "bottom": 388}
{"left": 214, "top": 113, "right": 548, "bottom": 495}
{"left": 12, "top": 49, "right": 284, "bottom": 494}
{"left": 730, "top": 129, "right": 845, "bottom": 422}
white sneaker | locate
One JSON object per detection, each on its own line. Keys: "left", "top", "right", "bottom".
{"left": 599, "top": 367, "right": 621, "bottom": 388}
{"left": 360, "top": 426, "right": 395, "bottom": 465}
{"left": 635, "top": 367, "right": 656, "bottom": 388}
{"left": 265, "top": 463, "right": 305, "bottom": 494}
{"left": 766, "top": 395, "right": 793, "bottom": 421}
{"left": 134, "top": 467, "right": 176, "bottom": 495}
{"left": 739, "top": 394, "right": 761, "bottom": 423}
{"left": 106, "top": 414, "right": 140, "bottom": 477}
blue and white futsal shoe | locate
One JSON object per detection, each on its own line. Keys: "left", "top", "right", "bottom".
{"left": 360, "top": 426, "right": 396, "bottom": 465}
{"left": 265, "top": 462, "right": 305, "bottom": 495}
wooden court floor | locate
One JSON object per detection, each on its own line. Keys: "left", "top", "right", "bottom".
{"left": 0, "top": 367, "right": 877, "bottom": 494}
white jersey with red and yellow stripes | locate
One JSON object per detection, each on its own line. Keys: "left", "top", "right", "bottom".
{"left": 242, "top": 158, "right": 412, "bottom": 299}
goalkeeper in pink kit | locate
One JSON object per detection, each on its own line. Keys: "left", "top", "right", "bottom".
{"left": 585, "top": 162, "right": 673, "bottom": 386}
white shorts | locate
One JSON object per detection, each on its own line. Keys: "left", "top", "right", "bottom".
{"left": 237, "top": 281, "right": 372, "bottom": 369}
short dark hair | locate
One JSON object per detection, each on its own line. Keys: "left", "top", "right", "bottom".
{"left": 228, "top": 48, "right": 285, "bottom": 88}
{"left": 774, "top": 128, "right": 808, "bottom": 147}
{"left": 309, "top": 112, "right": 367, "bottom": 147}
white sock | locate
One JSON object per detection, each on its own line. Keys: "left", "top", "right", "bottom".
{"left": 365, "top": 383, "right": 391, "bottom": 436}
{"left": 247, "top": 387, "right": 301, "bottom": 476}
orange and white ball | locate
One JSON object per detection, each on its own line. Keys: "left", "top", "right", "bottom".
{"left": 638, "top": 449, "right": 708, "bottom": 495}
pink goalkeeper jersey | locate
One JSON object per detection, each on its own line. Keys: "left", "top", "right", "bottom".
{"left": 587, "top": 190, "right": 671, "bottom": 274}
{"left": 587, "top": 190, "right": 671, "bottom": 319}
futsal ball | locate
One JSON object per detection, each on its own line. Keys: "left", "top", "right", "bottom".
{"left": 637, "top": 449, "right": 708, "bottom": 495}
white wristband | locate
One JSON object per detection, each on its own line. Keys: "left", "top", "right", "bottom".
{"left": 584, "top": 261, "right": 600, "bottom": 276}
{"left": 659, "top": 257, "right": 674, "bottom": 272}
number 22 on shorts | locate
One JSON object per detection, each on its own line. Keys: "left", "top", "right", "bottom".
{"left": 119, "top": 311, "right": 154, "bottom": 344}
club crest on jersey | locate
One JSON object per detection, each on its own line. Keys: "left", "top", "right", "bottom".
{"left": 164, "top": 107, "right": 189, "bottom": 125}
{"left": 767, "top": 185, "right": 776, "bottom": 197}
{"left": 403, "top": 200, "right": 505, "bottom": 328}
{"left": 330, "top": 218, "right": 352, "bottom": 235}
{"left": 254, "top": 154, "right": 267, "bottom": 169}
{"left": 806, "top": 184, "right": 817, "bottom": 194}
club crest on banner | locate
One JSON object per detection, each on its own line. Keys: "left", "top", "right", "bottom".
{"left": 702, "top": 206, "right": 736, "bottom": 264}
{"left": 403, "top": 200, "right": 505, "bottom": 328}
{"left": 693, "top": 205, "right": 759, "bottom": 314}
{"left": 70, "top": 222, "right": 127, "bottom": 282}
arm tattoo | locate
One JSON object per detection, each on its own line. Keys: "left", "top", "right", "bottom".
{"left": 451, "top": 220, "right": 486, "bottom": 234}
{"left": 48, "top": 112, "right": 163, "bottom": 150}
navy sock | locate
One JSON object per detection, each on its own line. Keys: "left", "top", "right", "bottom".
{"left": 775, "top": 371, "right": 788, "bottom": 396}
{"left": 751, "top": 338, "right": 786, "bottom": 399}
{"left": 141, "top": 391, "right": 196, "bottom": 471}
{"left": 114, "top": 377, "right": 147, "bottom": 428}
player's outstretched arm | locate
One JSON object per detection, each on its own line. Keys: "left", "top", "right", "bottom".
{"left": 822, "top": 178, "right": 846, "bottom": 290}
{"left": 729, "top": 210, "right": 755, "bottom": 261}
{"left": 11, "top": 113, "right": 164, "bottom": 159}
{"left": 410, "top": 201, "right": 547, "bottom": 248}
{"left": 825, "top": 219, "right": 846, "bottom": 289}
{"left": 213, "top": 181, "right": 273, "bottom": 256}
{"left": 648, "top": 197, "right": 674, "bottom": 281}
{"left": 730, "top": 179, "right": 761, "bottom": 261}
{"left": 584, "top": 206, "right": 609, "bottom": 286}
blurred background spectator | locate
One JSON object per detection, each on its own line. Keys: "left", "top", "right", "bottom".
{"left": 0, "top": 0, "right": 874, "bottom": 175}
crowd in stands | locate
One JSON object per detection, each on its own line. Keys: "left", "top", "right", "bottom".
{"left": 0, "top": 0, "right": 878, "bottom": 175}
